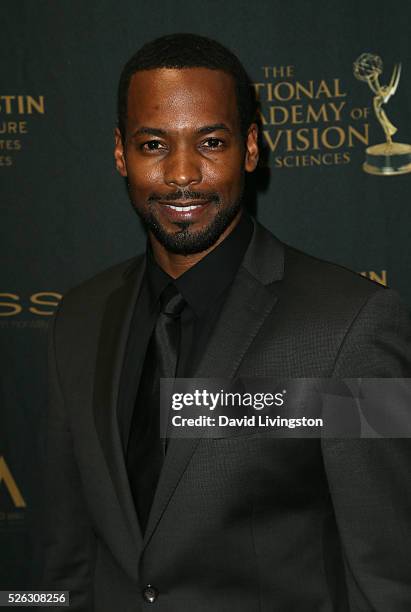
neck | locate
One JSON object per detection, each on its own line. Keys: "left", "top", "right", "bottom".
{"left": 149, "top": 210, "right": 242, "bottom": 278}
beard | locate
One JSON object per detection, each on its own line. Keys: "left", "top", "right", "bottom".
{"left": 130, "top": 183, "right": 245, "bottom": 255}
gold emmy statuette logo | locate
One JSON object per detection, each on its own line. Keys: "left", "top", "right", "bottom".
{"left": 353, "top": 53, "right": 411, "bottom": 175}
{"left": 0, "top": 456, "right": 26, "bottom": 508}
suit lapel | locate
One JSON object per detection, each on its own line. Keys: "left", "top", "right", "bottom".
{"left": 143, "top": 223, "right": 284, "bottom": 548}
{"left": 93, "top": 256, "right": 145, "bottom": 569}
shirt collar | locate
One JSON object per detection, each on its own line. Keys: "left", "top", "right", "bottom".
{"left": 146, "top": 211, "right": 253, "bottom": 316}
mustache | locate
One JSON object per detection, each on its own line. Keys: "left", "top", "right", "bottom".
{"left": 147, "top": 190, "right": 220, "bottom": 203}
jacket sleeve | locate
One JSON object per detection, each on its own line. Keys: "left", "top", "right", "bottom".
{"left": 41, "top": 310, "right": 96, "bottom": 611}
{"left": 321, "top": 287, "right": 411, "bottom": 611}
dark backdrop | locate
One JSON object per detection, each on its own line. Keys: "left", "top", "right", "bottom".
{"left": 1, "top": 0, "right": 410, "bottom": 588}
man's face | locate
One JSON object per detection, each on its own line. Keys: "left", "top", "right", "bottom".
{"left": 114, "top": 67, "right": 258, "bottom": 255}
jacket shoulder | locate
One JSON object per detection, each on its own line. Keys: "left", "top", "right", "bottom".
{"left": 283, "top": 243, "right": 382, "bottom": 299}
{"left": 250, "top": 220, "right": 385, "bottom": 301}
{"left": 59, "top": 254, "right": 144, "bottom": 311}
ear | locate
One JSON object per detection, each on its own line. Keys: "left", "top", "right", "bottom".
{"left": 244, "top": 123, "right": 259, "bottom": 172}
{"left": 114, "top": 128, "right": 127, "bottom": 177}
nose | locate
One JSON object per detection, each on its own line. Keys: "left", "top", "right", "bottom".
{"left": 163, "top": 146, "right": 202, "bottom": 188}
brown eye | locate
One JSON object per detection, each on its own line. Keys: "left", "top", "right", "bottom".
{"left": 201, "top": 138, "right": 224, "bottom": 149}
{"left": 141, "top": 140, "right": 166, "bottom": 152}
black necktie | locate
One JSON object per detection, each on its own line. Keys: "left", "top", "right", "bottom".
{"left": 126, "top": 284, "right": 185, "bottom": 533}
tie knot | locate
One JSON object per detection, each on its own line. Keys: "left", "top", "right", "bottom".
{"left": 160, "top": 284, "right": 186, "bottom": 317}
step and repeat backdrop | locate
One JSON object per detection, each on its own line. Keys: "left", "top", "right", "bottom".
{"left": 1, "top": 0, "right": 410, "bottom": 588}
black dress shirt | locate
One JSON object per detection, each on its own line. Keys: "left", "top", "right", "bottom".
{"left": 145, "top": 212, "right": 253, "bottom": 378}
{"left": 120, "top": 213, "right": 252, "bottom": 486}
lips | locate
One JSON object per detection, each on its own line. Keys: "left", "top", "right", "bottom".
{"left": 157, "top": 200, "right": 211, "bottom": 223}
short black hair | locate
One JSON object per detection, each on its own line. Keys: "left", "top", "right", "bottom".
{"left": 117, "top": 33, "right": 257, "bottom": 139}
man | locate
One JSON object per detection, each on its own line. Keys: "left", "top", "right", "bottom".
{"left": 43, "top": 34, "right": 411, "bottom": 611}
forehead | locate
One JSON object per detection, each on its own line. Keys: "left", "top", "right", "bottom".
{"left": 126, "top": 67, "right": 240, "bottom": 131}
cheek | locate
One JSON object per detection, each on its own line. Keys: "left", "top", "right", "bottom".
{"left": 126, "top": 159, "right": 163, "bottom": 193}
{"left": 125, "top": 148, "right": 245, "bottom": 199}
{"left": 203, "top": 158, "right": 244, "bottom": 195}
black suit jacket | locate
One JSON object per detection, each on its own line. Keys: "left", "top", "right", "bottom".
{"left": 42, "top": 220, "right": 411, "bottom": 611}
